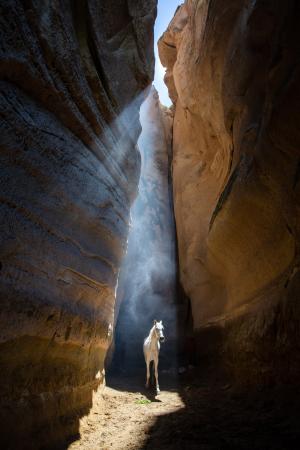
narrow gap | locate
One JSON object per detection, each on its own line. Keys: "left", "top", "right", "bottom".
{"left": 106, "top": 90, "right": 180, "bottom": 383}
{"left": 103, "top": 0, "right": 188, "bottom": 439}
{"left": 106, "top": 1, "right": 184, "bottom": 384}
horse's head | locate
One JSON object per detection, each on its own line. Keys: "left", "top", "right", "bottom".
{"left": 153, "top": 320, "right": 165, "bottom": 343}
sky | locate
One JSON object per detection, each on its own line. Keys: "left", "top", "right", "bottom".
{"left": 153, "top": 0, "right": 183, "bottom": 106}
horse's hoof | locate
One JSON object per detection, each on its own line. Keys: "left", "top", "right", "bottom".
{"left": 156, "top": 389, "right": 160, "bottom": 395}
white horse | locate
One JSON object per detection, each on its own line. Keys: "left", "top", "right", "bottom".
{"left": 143, "top": 320, "right": 165, "bottom": 394}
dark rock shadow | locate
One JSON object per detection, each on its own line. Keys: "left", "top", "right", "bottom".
{"left": 139, "top": 369, "right": 300, "bottom": 450}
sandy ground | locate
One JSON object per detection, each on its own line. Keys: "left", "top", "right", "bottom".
{"left": 68, "top": 376, "right": 184, "bottom": 450}
{"left": 68, "top": 371, "right": 300, "bottom": 450}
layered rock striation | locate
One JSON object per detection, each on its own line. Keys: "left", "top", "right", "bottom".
{"left": 0, "top": 0, "right": 156, "bottom": 447}
{"left": 159, "top": 0, "right": 300, "bottom": 382}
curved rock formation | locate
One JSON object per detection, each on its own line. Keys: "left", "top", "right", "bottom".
{"left": 159, "top": 0, "right": 300, "bottom": 381}
{"left": 0, "top": 0, "right": 156, "bottom": 447}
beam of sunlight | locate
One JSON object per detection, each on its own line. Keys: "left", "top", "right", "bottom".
{"left": 110, "top": 87, "right": 178, "bottom": 375}
{"left": 99, "top": 88, "right": 150, "bottom": 201}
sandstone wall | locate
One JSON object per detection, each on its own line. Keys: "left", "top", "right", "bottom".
{"left": 159, "top": 0, "right": 300, "bottom": 382}
{"left": 0, "top": 0, "right": 156, "bottom": 447}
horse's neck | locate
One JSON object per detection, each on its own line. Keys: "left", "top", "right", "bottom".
{"left": 149, "top": 326, "right": 158, "bottom": 343}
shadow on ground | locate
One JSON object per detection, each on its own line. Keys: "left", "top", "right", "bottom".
{"left": 108, "top": 367, "right": 300, "bottom": 450}
{"left": 107, "top": 369, "right": 180, "bottom": 402}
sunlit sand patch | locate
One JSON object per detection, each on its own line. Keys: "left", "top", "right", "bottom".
{"left": 69, "top": 384, "right": 185, "bottom": 450}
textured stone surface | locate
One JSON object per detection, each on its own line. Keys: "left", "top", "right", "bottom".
{"left": 159, "top": 0, "right": 300, "bottom": 381}
{"left": 0, "top": 0, "right": 156, "bottom": 447}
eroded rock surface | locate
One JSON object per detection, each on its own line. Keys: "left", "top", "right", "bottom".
{"left": 159, "top": 0, "right": 300, "bottom": 381}
{"left": 0, "top": 0, "right": 156, "bottom": 447}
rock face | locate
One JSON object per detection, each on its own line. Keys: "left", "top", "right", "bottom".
{"left": 109, "top": 88, "right": 178, "bottom": 373}
{"left": 0, "top": 0, "right": 156, "bottom": 447}
{"left": 159, "top": 0, "right": 300, "bottom": 382}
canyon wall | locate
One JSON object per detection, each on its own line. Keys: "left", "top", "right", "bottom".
{"left": 0, "top": 0, "right": 156, "bottom": 447}
{"left": 159, "top": 0, "right": 300, "bottom": 382}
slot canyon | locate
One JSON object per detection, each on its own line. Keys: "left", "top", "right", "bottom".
{"left": 1, "top": 0, "right": 300, "bottom": 449}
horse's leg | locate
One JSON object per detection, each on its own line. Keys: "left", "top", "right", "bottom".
{"left": 145, "top": 358, "right": 150, "bottom": 388}
{"left": 154, "top": 357, "right": 160, "bottom": 394}
{"left": 150, "top": 360, "right": 154, "bottom": 385}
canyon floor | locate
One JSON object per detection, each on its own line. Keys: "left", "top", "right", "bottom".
{"left": 67, "top": 370, "right": 300, "bottom": 450}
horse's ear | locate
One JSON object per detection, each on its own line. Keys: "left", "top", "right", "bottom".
{"left": 153, "top": 319, "right": 157, "bottom": 325}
